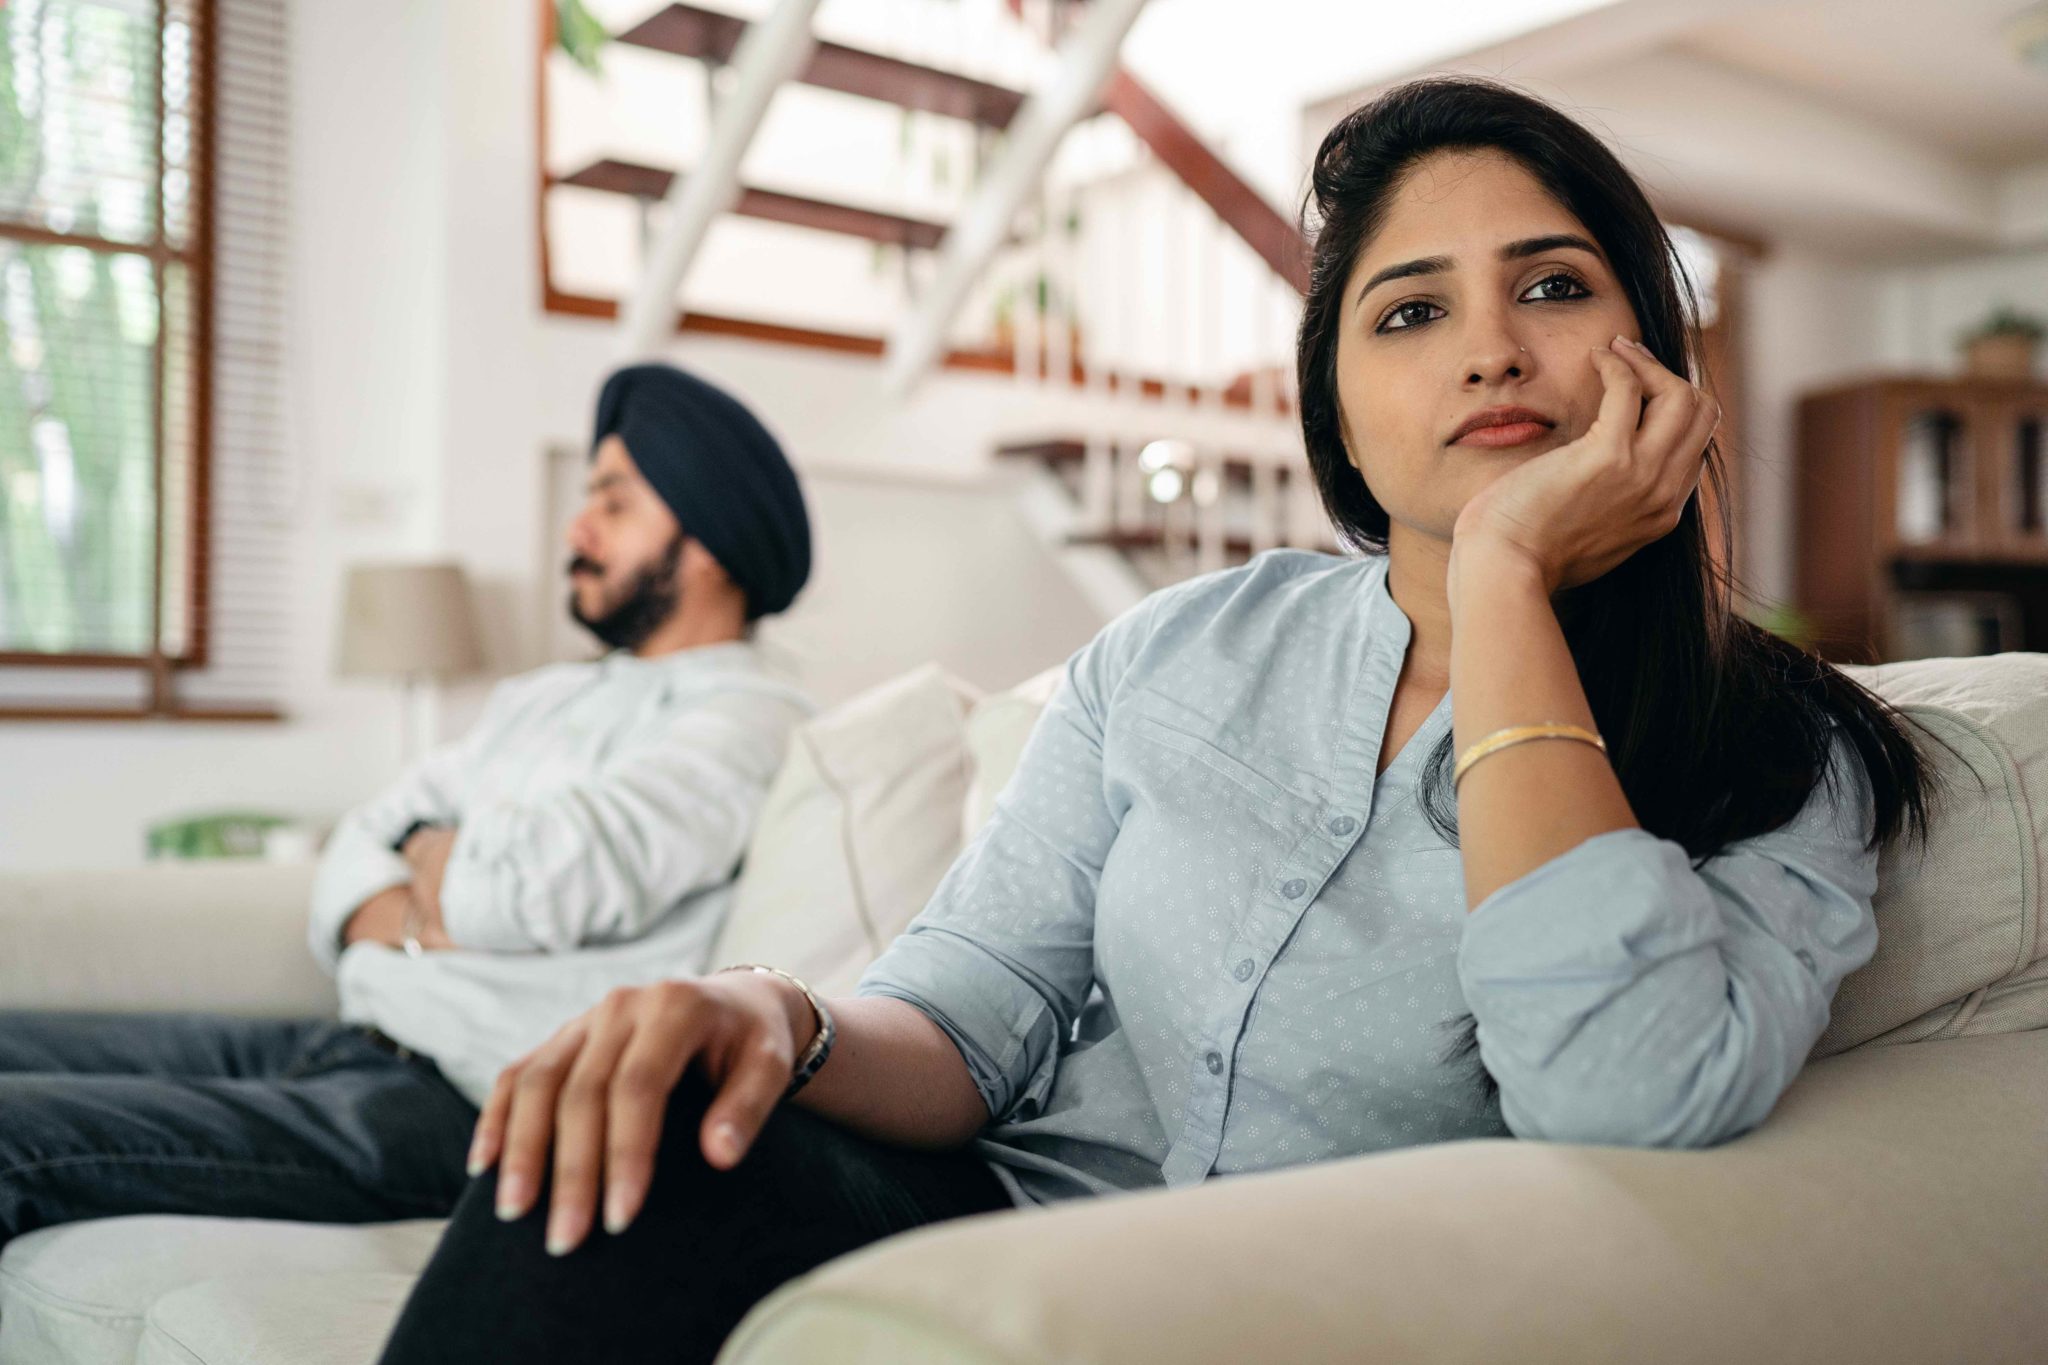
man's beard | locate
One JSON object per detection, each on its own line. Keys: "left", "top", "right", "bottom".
{"left": 568, "top": 532, "right": 685, "bottom": 652}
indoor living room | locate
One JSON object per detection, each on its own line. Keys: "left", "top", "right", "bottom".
{"left": 0, "top": 0, "right": 2044, "bottom": 1361}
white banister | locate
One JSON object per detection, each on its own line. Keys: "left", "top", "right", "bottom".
{"left": 882, "top": 0, "right": 1150, "bottom": 395}
{"left": 617, "top": 0, "right": 821, "bottom": 360}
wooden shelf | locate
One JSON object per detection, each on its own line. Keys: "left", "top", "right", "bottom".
{"left": 1796, "top": 375, "right": 2048, "bottom": 661}
{"left": 1890, "top": 543, "right": 2048, "bottom": 568}
{"left": 556, "top": 158, "right": 948, "bottom": 250}
{"left": 617, "top": 4, "right": 1030, "bottom": 127}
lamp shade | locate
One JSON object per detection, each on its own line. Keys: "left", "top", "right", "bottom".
{"left": 336, "top": 561, "right": 485, "bottom": 680}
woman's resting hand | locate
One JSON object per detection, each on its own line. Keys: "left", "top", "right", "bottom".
{"left": 466, "top": 972, "right": 811, "bottom": 1256}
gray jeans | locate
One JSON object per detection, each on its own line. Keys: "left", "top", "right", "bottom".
{"left": 0, "top": 1011, "right": 478, "bottom": 1249}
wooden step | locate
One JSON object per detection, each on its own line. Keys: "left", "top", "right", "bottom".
{"left": 556, "top": 158, "right": 948, "bottom": 250}
{"left": 617, "top": 4, "right": 1028, "bottom": 128}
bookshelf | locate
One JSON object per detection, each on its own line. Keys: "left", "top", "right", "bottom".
{"left": 1795, "top": 376, "right": 2048, "bottom": 662}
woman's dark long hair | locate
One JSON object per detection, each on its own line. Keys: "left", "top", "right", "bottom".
{"left": 1294, "top": 77, "right": 1952, "bottom": 1111}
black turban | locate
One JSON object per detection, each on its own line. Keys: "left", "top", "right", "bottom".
{"left": 591, "top": 363, "right": 811, "bottom": 620}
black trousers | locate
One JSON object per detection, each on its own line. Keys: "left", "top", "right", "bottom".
{"left": 0, "top": 1011, "right": 475, "bottom": 1249}
{"left": 376, "top": 1072, "right": 1017, "bottom": 1365}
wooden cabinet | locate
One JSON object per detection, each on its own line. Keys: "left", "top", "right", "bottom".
{"left": 1796, "top": 376, "right": 2048, "bottom": 663}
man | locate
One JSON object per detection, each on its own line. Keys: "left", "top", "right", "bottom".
{"left": 0, "top": 363, "right": 816, "bottom": 1247}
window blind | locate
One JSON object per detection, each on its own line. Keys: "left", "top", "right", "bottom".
{"left": 0, "top": 0, "right": 290, "bottom": 715}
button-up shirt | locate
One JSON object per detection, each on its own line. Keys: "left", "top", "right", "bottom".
{"left": 856, "top": 550, "right": 1879, "bottom": 1208}
{"left": 309, "top": 641, "right": 814, "bottom": 1104}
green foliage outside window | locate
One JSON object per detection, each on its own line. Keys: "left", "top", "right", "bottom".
{"left": 1, "top": 0, "right": 192, "bottom": 659}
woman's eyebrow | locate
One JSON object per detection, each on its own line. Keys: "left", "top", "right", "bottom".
{"left": 1353, "top": 233, "right": 1604, "bottom": 308}
{"left": 1503, "top": 232, "right": 1602, "bottom": 263}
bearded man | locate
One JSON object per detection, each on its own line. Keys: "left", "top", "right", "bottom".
{"left": 0, "top": 363, "right": 816, "bottom": 1248}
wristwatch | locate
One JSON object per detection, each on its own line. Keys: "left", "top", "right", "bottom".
{"left": 716, "top": 963, "right": 836, "bottom": 1098}
{"left": 391, "top": 818, "right": 440, "bottom": 855}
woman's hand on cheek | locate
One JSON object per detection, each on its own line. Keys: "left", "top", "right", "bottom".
{"left": 1450, "top": 334, "right": 1720, "bottom": 596}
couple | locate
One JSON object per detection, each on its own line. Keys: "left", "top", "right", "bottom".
{"left": 3, "top": 79, "right": 1941, "bottom": 1365}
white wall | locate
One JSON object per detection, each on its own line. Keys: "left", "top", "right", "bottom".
{"left": 1734, "top": 246, "right": 1890, "bottom": 609}
{"left": 1872, "top": 249, "right": 2048, "bottom": 374}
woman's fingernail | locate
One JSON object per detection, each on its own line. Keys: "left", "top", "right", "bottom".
{"left": 603, "top": 1189, "right": 633, "bottom": 1235}
{"left": 495, "top": 1177, "right": 526, "bottom": 1221}
{"left": 545, "top": 1218, "right": 575, "bottom": 1257}
{"left": 465, "top": 1146, "right": 486, "bottom": 1177}
{"left": 713, "top": 1122, "right": 744, "bottom": 1165}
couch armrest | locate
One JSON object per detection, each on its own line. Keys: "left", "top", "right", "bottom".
{"left": 0, "top": 863, "right": 335, "bottom": 1017}
{"left": 721, "top": 1031, "right": 2048, "bottom": 1365}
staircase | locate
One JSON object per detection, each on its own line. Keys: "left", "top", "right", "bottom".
{"left": 540, "top": 0, "right": 1330, "bottom": 587}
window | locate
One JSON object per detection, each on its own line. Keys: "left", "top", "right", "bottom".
{"left": 1, "top": 0, "right": 287, "bottom": 719}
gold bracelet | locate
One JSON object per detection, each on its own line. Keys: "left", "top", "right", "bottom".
{"left": 1452, "top": 723, "right": 1607, "bottom": 788}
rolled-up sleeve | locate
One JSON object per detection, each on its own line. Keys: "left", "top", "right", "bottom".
{"left": 855, "top": 591, "right": 1166, "bottom": 1124}
{"left": 1457, "top": 726, "right": 1880, "bottom": 1149}
{"left": 435, "top": 686, "right": 808, "bottom": 954}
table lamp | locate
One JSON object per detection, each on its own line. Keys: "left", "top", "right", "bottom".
{"left": 336, "top": 561, "right": 484, "bottom": 762}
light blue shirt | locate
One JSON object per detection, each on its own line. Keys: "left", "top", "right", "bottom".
{"left": 856, "top": 549, "right": 1879, "bottom": 1208}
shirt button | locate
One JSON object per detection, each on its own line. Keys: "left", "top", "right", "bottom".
{"left": 1204, "top": 1050, "right": 1224, "bottom": 1074}
{"left": 1280, "top": 877, "right": 1308, "bottom": 899}
{"left": 1232, "top": 958, "right": 1255, "bottom": 982}
{"left": 1328, "top": 815, "right": 1358, "bottom": 837}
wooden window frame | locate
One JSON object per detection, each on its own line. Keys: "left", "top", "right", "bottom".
{"left": 0, "top": 0, "right": 267, "bottom": 721}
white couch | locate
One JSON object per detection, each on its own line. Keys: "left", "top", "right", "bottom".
{"left": 2, "top": 654, "right": 2045, "bottom": 1365}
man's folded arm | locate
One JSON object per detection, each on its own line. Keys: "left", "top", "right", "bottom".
{"left": 307, "top": 719, "right": 489, "bottom": 972}
{"left": 434, "top": 688, "right": 808, "bottom": 954}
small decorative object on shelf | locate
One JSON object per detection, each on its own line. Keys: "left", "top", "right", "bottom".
{"left": 1961, "top": 307, "right": 2044, "bottom": 383}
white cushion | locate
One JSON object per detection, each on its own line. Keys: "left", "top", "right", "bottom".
{"left": 136, "top": 1271, "right": 415, "bottom": 1365}
{"left": 0, "top": 863, "right": 331, "bottom": 1018}
{"left": 0, "top": 1216, "right": 440, "bottom": 1365}
{"left": 1821, "top": 654, "right": 2048, "bottom": 1053}
{"left": 710, "top": 664, "right": 981, "bottom": 996}
{"left": 960, "top": 665, "right": 1064, "bottom": 840}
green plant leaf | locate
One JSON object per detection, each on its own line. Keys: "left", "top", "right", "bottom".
{"left": 555, "top": 0, "right": 609, "bottom": 76}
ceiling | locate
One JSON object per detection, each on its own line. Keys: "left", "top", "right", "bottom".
{"left": 1676, "top": 0, "right": 2048, "bottom": 170}
{"left": 1309, "top": 0, "right": 2048, "bottom": 258}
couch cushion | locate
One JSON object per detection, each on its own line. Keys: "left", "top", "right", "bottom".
{"left": 0, "top": 862, "right": 332, "bottom": 1018}
{"left": 0, "top": 1216, "right": 440, "bottom": 1365}
{"left": 135, "top": 1271, "right": 414, "bottom": 1365}
{"left": 961, "top": 665, "right": 1064, "bottom": 840}
{"left": 711, "top": 664, "right": 981, "bottom": 996}
{"left": 1817, "top": 654, "right": 2048, "bottom": 1054}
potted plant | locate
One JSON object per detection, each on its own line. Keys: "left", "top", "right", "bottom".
{"left": 1961, "top": 307, "right": 2045, "bottom": 381}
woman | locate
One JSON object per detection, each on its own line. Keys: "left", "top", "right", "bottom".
{"left": 378, "top": 76, "right": 1942, "bottom": 1364}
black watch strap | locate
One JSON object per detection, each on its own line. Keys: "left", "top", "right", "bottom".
{"left": 391, "top": 818, "right": 439, "bottom": 855}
